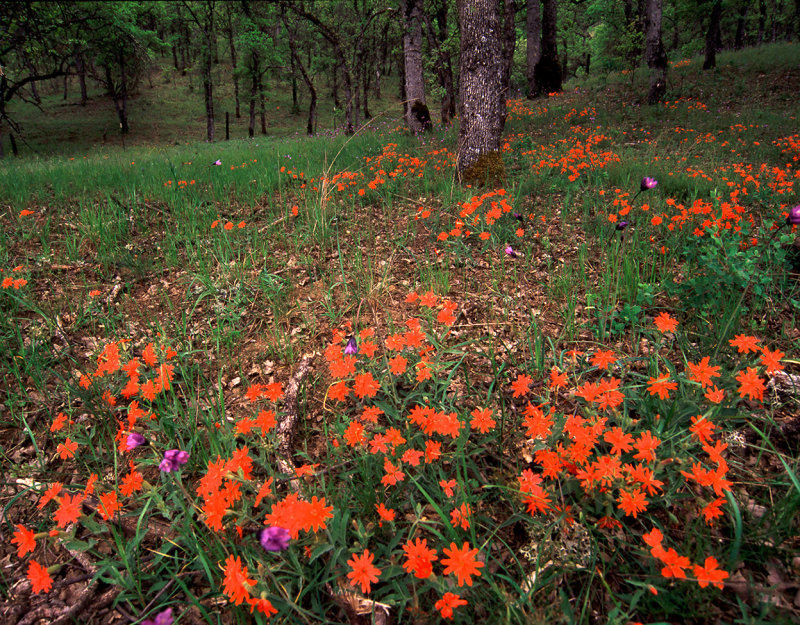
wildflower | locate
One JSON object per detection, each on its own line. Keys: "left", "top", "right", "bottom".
{"left": 54, "top": 493, "right": 83, "bottom": 527}
{"left": 12, "top": 525, "right": 36, "bottom": 557}
{"left": 98, "top": 491, "right": 121, "bottom": 520}
{"left": 590, "top": 350, "right": 616, "bottom": 370}
{"left": 142, "top": 607, "right": 173, "bottom": 625}
{"left": 787, "top": 205, "right": 800, "bottom": 226}
{"left": 435, "top": 592, "right": 467, "bottom": 620}
{"left": 125, "top": 432, "right": 147, "bottom": 450}
{"left": 402, "top": 537, "right": 438, "bottom": 579}
{"left": 615, "top": 221, "right": 629, "bottom": 231}
{"left": 258, "top": 526, "right": 290, "bottom": 552}
{"left": 511, "top": 373, "right": 532, "bottom": 397}
{"left": 686, "top": 357, "right": 721, "bottom": 388}
{"left": 729, "top": 334, "right": 760, "bottom": 354}
{"left": 27, "top": 560, "right": 53, "bottom": 594}
{"left": 648, "top": 374, "right": 677, "bottom": 399}
{"left": 441, "top": 542, "right": 484, "bottom": 587}
{"left": 693, "top": 556, "right": 729, "bottom": 589}
{"left": 504, "top": 245, "right": 518, "bottom": 257}
{"left": 469, "top": 407, "right": 496, "bottom": 433}
{"left": 346, "top": 549, "right": 381, "bottom": 594}
{"left": 344, "top": 336, "right": 358, "bottom": 355}
{"left": 213, "top": 159, "right": 222, "bottom": 166}
{"left": 653, "top": 312, "right": 678, "bottom": 332}
{"left": 641, "top": 176, "right": 658, "bottom": 191}
{"left": 159, "top": 449, "right": 190, "bottom": 472}
{"left": 736, "top": 367, "right": 765, "bottom": 401}
{"left": 222, "top": 555, "right": 256, "bottom": 605}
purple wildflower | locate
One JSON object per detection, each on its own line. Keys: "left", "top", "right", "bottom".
{"left": 142, "top": 607, "right": 173, "bottom": 625}
{"left": 258, "top": 526, "right": 291, "bottom": 552}
{"left": 513, "top": 212, "right": 524, "bottom": 222}
{"left": 615, "top": 221, "right": 629, "bottom": 231}
{"left": 640, "top": 177, "right": 658, "bottom": 191}
{"left": 159, "top": 449, "right": 189, "bottom": 472}
{"left": 787, "top": 205, "right": 800, "bottom": 225}
{"left": 125, "top": 432, "right": 147, "bottom": 451}
{"left": 504, "top": 245, "right": 517, "bottom": 258}
{"left": 213, "top": 159, "right": 222, "bottom": 166}
{"left": 344, "top": 336, "right": 358, "bottom": 355}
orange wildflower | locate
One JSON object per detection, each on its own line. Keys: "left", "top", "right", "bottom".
{"left": 27, "top": 560, "right": 53, "bottom": 594}
{"left": 12, "top": 525, "right": 36, "bottom": 557}
{"left": 736, "top": 367, "right": 765, "bottom": 401}
{"left": 693, "top": 556, "right": 728, "bottom": 589}
{"left": 441, "top": 542, "right": 484, "bottom": 587}
{"left": 346, "top": 549, "right": 381, "bottom": 594}
{"left": 402, "top": 537, "right": 437, "bottom": 579}
{"left": 435, "top": 592, "right": 467, "bottom": 620}
{"left": 653, "top": 312, "right": 678, "bottom": 332}
{"left": 222, "top": 555, "right": 256, "bottom": 605}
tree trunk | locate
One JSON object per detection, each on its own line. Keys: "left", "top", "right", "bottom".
{"left": 456, "top": 0, "right": 507, "bottom": 185}
{"left": 644, "top": 0, "right": 667, "bottom": 105}
{"left": 249, "top": 55, "right": 258, "bottom": 138}
{"left": 703, "top": 0, "right": 722, "bottom": 70}
{"left": 758, "top": 0, "right": 767, "bottom": 43}
{"left": 290, "top": 53, "right": 299, "bottom": 113}
{"left": 63, "top": 72, "right": 69, "bottom": 100}
{"left": 226, "top": 19, "right": 240, "bottom": 118}
{"left": 402, "top": 0, "right": 431, "bottom": 133}
{"left": 533, "top": 0, "right": 561, "bottom": 96}
{"left": 204, "top": 51, "right": 214, "bottom": 141}
{"left": 526, "top": 0, "right": 541, "bottom": 98}
{"left": 76, "top": 53, "right": 87, "bottom": 105}
{"left": 259, "top": 82, "right": 266, "bottom": 135}
{"left": 735, "top": 4, "right": 749, "bottom": 48}
{"left": 286, "top": 21, "right": 317, "bottom": 135}
{"left": 362, "top": 61, "right": 371, "bottom": 119}
{"left": 422, "top": 3, "right": 456, "bottom": 124}
{"left": 501, "top": 0, "right": 517, "bottom": 92}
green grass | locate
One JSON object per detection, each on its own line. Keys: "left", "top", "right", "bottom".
{"left": 1, "top": 42, "right": 799, "bottom": 625}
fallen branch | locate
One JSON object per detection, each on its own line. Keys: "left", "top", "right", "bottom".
{"left": 275, "top": 353, "right": 314, "bottom": 487}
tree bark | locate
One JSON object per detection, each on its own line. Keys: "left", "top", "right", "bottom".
{"left": 533, "top": 0, "right": 561, "bottom": 96}
{"left": 735, "top": 3, "right": 749, "bottom": 48}
{"left": 644, "top": 0, "right": 667, "bottom": 105}
{"left": 456, "top": 0, "right": 507, "bottom": 185}
{"left": 402, "top": 0, "right": 430, "bottom": 133}
{"left": 226, "top": 14, "right": 240, "bottom": 118}
{"left": 76, "top": 53, "right": 88, "bottom": 105}
{"left": 526, "top": 0, "right": 541, "bottom": 98}
{"left": 703, "top": 0, "right": 722, "bottom": 70}
{"left": 501, "top": 0, "right": 517, "bottom": 93}
{"left": 286, "top": 22, "right": 317, "bottom": 135}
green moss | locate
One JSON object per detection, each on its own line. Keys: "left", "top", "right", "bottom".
{"left": 461, "top": 150, "right": 505, "bottom": 187}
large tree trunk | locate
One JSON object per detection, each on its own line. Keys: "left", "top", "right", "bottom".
{"left": 402, "top": 0, "right": 431, "bottom": 133}
{"left": 456, "top": 0, "right": 507, "bottom": 185}
{"left": 533, "top": 0, "right": 561, "bottom": 96}
{"left": 703, "top": 0, "right": 723, "bottom": 70}
{"left": 526, "top": 0, "right": 541, "bottom": 98}
{"left": 644, "top": 0, "right": 667, "bottom": 105}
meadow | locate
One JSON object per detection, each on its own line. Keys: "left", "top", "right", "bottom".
{"left": 1, "top": 43, "right": 799, "bottom": 625}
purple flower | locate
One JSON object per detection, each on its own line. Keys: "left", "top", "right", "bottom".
{"left": 258, "top": 526, "right": 291, "bottom": 552}
{"left": 159, "top": 449, "right": 189, "bottom": 472}
{"left": 344, "top": 336, "right": 358, "bottom": 355}
{"left": 640, "top": 177, "right": 658, "bottom": 191}
{"left": 213, "top": 159, "right": 222, "bottom": 166}
{"left": 125, "top": 432, "right": 147, "bottom": 451}
{"left": 142, "top": 607, "right": 173, "bottom": 625}
{"left": 787, "top": 205, "right": 800, "bottom": 226}
{"left": 615, "top": 221, "right": 629, "bottom": 231}
{"left": 504, "top": 245, "right": 517, "bottom": 258}
{"left": 513, "top": 212, "right": 523, "bottom": 222}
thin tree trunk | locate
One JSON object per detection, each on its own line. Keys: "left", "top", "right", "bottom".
{"left": 286, "top": 21, "right": 317, "bottom": 135}
{"left": 526, "top": 0, "right": 541, "bottom": 98}
{"left": 456, "top": 0, "right": 507, "bottom": 184}
{"left": 422, "top": 3, "right": 456, "bottom": 124}
{"left": 249, "top": 55, "right": 258, "bottom": 137}
{"left": 758, "top": 0, "right": 767, "bottom": 43}
{"left": 703, "top": 0, "right": 722, "bottom": 69}
{"left": 735, "top": 4, "right": 749, "bottom": 48}
{"left": 226, "top": 19, "right": 240, "bottom": 118}
{"left": 259, "top": 82, "right": 266, "bottom": 135}
{"left": 331, "top": 59, "right": 340, "bottom": 107}
{"left": 644, "top": 0, "right": 667, "bottom": 104}
{"left": 362, "top": 61, "right": 371, "bottom": 119}
{"left": 63, "top": 72, "right": 69, "bottom": 100}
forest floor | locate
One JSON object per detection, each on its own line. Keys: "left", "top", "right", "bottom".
{"left": 1, "top": 44, "right": 799, "bottom": 625}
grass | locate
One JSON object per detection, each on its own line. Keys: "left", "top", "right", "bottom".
{"left": 1, "top": 43, "right": 799, "bottom": 625}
